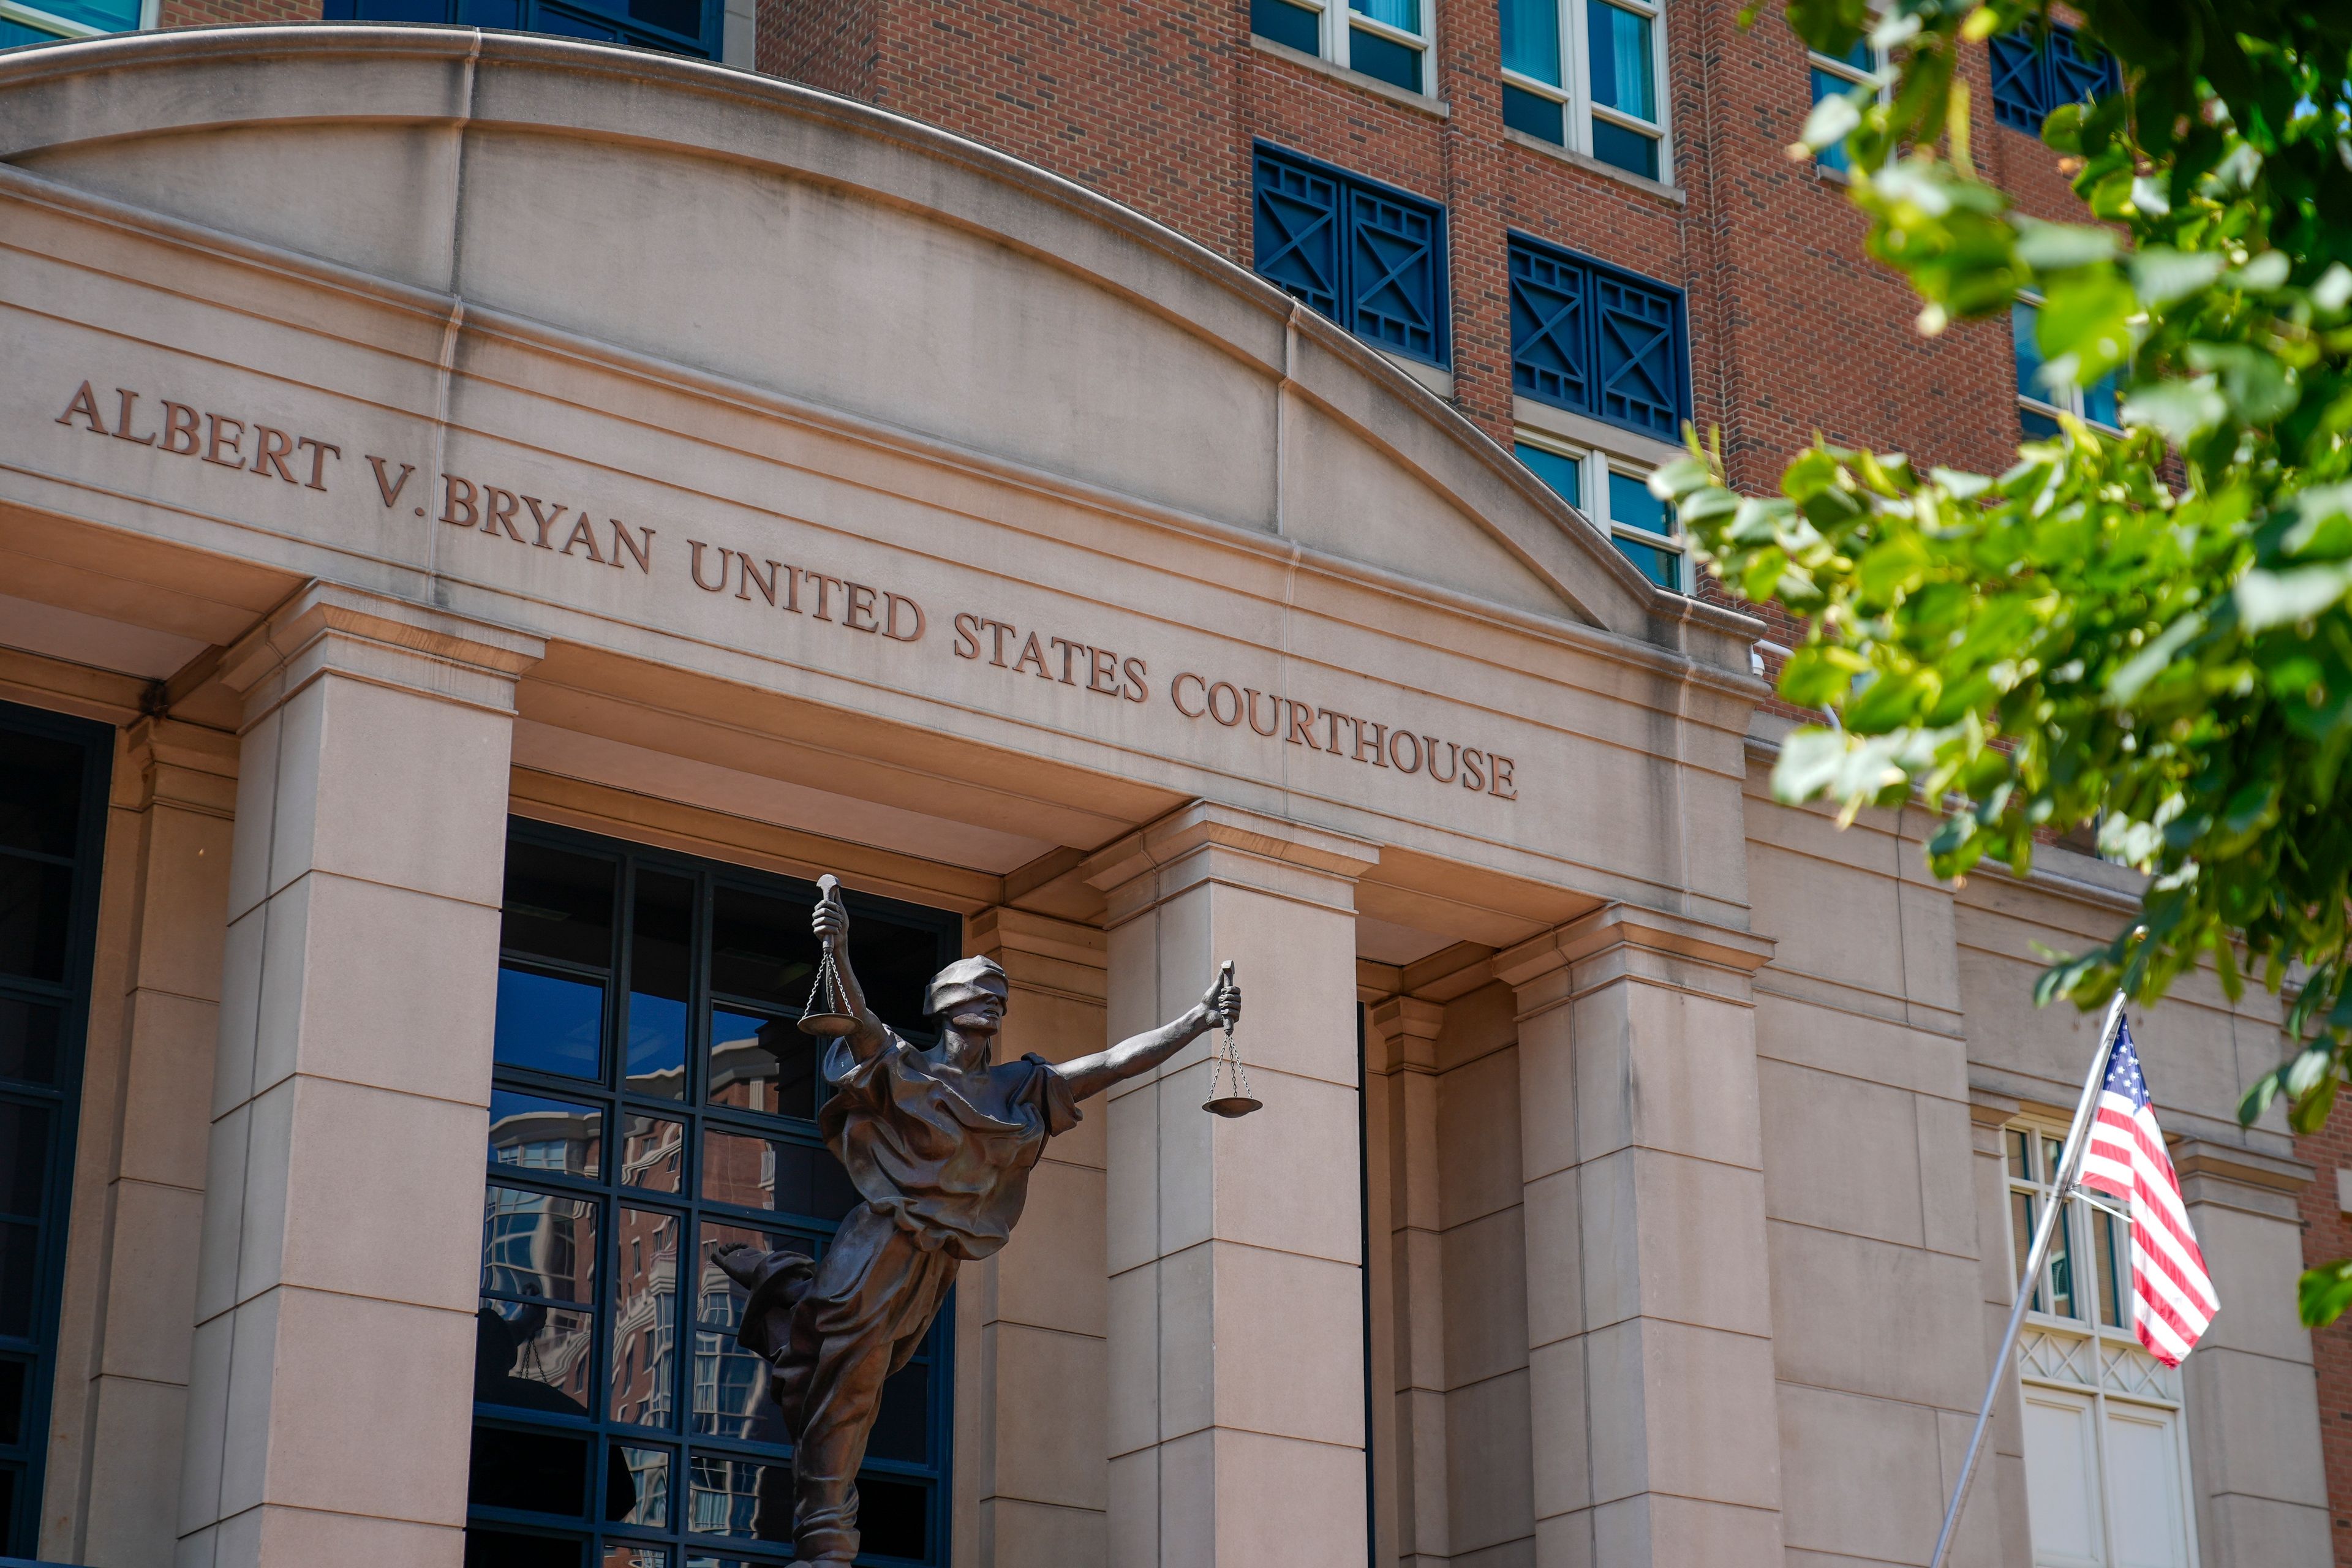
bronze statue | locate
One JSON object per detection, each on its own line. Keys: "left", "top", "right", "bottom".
{"left": 713, "top": 876, "right": 1242, "bottom": 1564}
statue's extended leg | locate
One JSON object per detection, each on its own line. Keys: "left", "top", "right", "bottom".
{"left": 774, "top": 1205, "right": 959, "bottom": 1564}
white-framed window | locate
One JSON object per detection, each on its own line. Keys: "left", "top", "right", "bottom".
{"left": 1513, "top": 429, "right": 1686, "bottom": 590}
{"left": 1806, "top": 34, "right": 1882, "bottom": 175}
{"left": 1, "top": 0, "right": 149, "bottom": 47}
{"left": 1252, "top": 0, "right": 1434, "bottom": 97}
{"left": 2014, "top": 294, "right": 2122, "bottom": 437}
{"left": 2003, "top": 1122, "right": 2200, "bottom": 1568}
{"left": 1498, "top": 0, "right": 1672, "bottom": 183}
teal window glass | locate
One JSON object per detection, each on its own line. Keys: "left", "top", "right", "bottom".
{"left": 1830, "top": 34, "right": 1871, "bottom": 70}
{"left": 1499, "top": 0, "right": 1560, "bottom": 85}
{"left": 1590, "top": 117, "right": 1660, "bottom": 179}
{"left": 2083, "top": 369, "right": 2122, "bottom": 428}
{"left": 1252, "top": 0, "right": 1321, "bottom": 52}
{"left": 1515, "top": 443, "right": 1583, "bottom": 505}
{"left": 1607, "top": 469, "right": 1672, "bottom": 537}
{"left": 2012, "top": 299, "right": 2045, "bottom": 400}
{"left": 2, "top": 0, "right": 138, "bottom": 35}
{"left": 1586, "top": 0, "right": 1656, "bottom": 121}
{"left": 323, "top": 0, "right": 717, "bottom": 57}
{"left": 1348, "top": 24, "right": 1422, "bottom": 91}
{"left": 1809, "top": 67, "right": 1856, "bottom": 171}
{"left": 1612, "top": 534, "right": 1679, "bottom": 587}
{"left": 1503, "top": 84, "right": 1567, "bottom": 142}
{"left": 471, "top": 822, "right": 960, "bottom": 1567}
{"left": 1349, "top": 0, "right": 1416, "bottom": 32}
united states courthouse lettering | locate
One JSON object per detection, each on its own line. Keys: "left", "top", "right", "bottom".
{"left": 0, "top": 25, "right": 2328, "bottom": 1568}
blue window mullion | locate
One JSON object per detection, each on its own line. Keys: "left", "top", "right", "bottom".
{"left": 1509, "top": 231, "right": 1687, "bottom": 440}
{"left": 1253, "top": 141, "right": 1449, "bottom": 369}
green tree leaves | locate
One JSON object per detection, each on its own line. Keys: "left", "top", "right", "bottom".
{"left": 1708, "top": 0, "right": 2352, "bottom": 1322}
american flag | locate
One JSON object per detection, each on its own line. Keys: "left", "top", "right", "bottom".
{"left": 2076, "top": 1021, "right": 2218, "bottom": 1366}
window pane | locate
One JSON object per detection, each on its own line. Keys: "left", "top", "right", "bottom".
{"left": 2006, "top": 1128, "right": 2032, "bottom": 1180}
{"left": 0, "top": 1102, "right": 47, "bottom": 1220}
{"left": 843, "top": 910, "right": 951, "bottom": 1040}
{"left": 2044, "top": 1136, "right": 2065, "bottom": 1180}
{"left": 1349, "top": 0, "right": 1415, "bottom": 34}
{"left": 701, "top": 1126, "right": 859, "bottom": 1224}
{"left": 603, "top": 1546, "right": 670, "bottom": 1568}
{"left": 0, "top": 1221, "right": 33, "bottom": 1337}
{"left": 0, "top": 1357, "right": 23, "bottom": 1445}
{"left": 610, "top": 1443, "right": 673, "bottom": 1526}
{"left": 1503, "top": 83, "right": 1567, "bottom": 142}
{"left": 628, "top": 873, "right": 694, "bottom": 1102}
{"left": 612, "top": 1208, "right": 680, "bottom": 1430}
{"left": 0, "top": 998, "right": 59, "bottom": 1087}
{"left": 620, "top": 1114, "right": 685, "bottom": 1194}
{"left": 490, "top": 1091, "right": 603, "bottom": 1180}
{"left": 1607, "top": 469, "right": 1672, "bottom": 535}
{"left": 0, "top": 732, "right": 83, "bottom": 857}
{"left": 2095, "top": 1207, "right": 2126, "bottom": 1329}
{"left": 503, "top": 843, "right": 616, "bottom": 971}
{"left": 709, "top": 886, "right": 817, "bottom": 1011}
{"left": 2084, "top": 369, "right": 2122, "bottom": 428}
{"left": 475, "top": 1302, "right": 598, "bottom": 1418}
{"left": 0, "top": 856, "right": 74, "bottom": 983}
{"left": 469, "top": 1424, "right": 590, "bottom": 1517}
{"left": 1586, "top": 0, "right": 1655, "bottom": 121}
{"left": 1251, "top": 0, "right": 1321, "bottom": 51}
{"left": 2021, "top": 404, "right": 2064, "bottom": 440}
{"left": 464, "top": 1526, "right": 584, "bottom": 1568}
{"left": 1347, "top": 24, "right": 1421, "bottom": 91}
{"left": 2046, "top": 1204, "right": 2078, "bottom": 1319}
{"left": 1830, "top": 35, "right": 1872, "bottom": 70}
{"left": 708, "top": 1006, "right": 815, "bottom": 1121}
{"left": 2013, "top": 299, "right": 2045, "bottom": 399}
{"left": 1499, "top": 0, "right": 1559, "bottom": 84}
{"left": 484, "top": 1185, "right": 600, "bottom": 1306}
{"left": 856, "top": 1476, "right": 930, "bottom": 1559}
{"left": 1515, "top": 443, "right": 1583, "bottom": 505}
{"left": 2011, "top": 1189, "right": 2041, "bottom": 1311}
{"left": 867, "top": 1359, "right": 930, "bottom": 1463}
{"left": 1611, "top": 534, "right": 1679, "bottom": 589}
{"left": 686, "top": 1452, "right": 794, "bottom": 1542}
{"left": 1810, "top": 68, "right": 1854, "bottom": 171}
{"left": 1589, "top": 116, "right": 1660, "bottom": 179}
{"left": 496, "top": 967, "right": 608, "bottom": 1082}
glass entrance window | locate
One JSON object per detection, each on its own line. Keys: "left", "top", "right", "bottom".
{"left": 318, "top": 0, "right": 719, "bottom": 59}
{"left": 0, "top": 703, "right": 110, "bottom": 1558}
{"left": 469, "top": 822, "right": 959, "bottom": 1568}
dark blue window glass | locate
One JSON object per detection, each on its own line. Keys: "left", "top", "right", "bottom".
{"left": 1810, "top": 67, "right": 1857, "bottom": 172}
{"left": 1251, "top": 0, "right": 1320, "bottom": 53}
{"left": 1589, "top": 117, "right": 1660, "bottom": 180}
{"left": 0, "top": 703, "right": 109, "bottom": 1558}
{"left": 1254, "top": 143, "right": 1450, "bottom": 368}
{"left": 1503, "top": 84, "right": 1567, "bottom": 144}
{"left": 1509, "top": 232, "right": 1688, "bottom": 440}
{"left": 322, "top": 0, "right": 718, "bottom": 58}
{"left": 1608, "top": 467, "right": 1672, "bottom": 537}
{"left": 1989, "top": 21, "right": 2118, "bottom": 133}
{"left": 472, "top": 823, "right": 958, "bottom": 1567}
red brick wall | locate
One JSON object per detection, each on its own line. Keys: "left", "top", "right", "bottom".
{"left": 758, "top": 0, "right": 875, "bottom": 104}
{"left": 156, "top": 0, "right": 317, "bottom": 26}
{"left": 2299, "top": 1114, "right": 2352, "bottom": 1562}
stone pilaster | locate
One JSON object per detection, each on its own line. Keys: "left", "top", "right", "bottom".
{"left": 1363, "top": 996, "right": 1448, "bottom": 1568}
{"left": 177, "top": 584, "right": 542, "bottom": 1568}
{"left": 1494, "top": 904, "right": 1781, "bottom": 1568}
{"left": 1082, "top": 802, "right": 1378, "bottom": 1568}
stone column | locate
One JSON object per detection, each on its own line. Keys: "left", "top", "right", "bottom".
{"left": 52, "top": 717, "right": 237, "bottom": 1567}
{"left": 1494, "top": 905, "right": 1781, "bottom": 1568}
{"left": 1082, "top": 802, "right": 1378, "bottom": 1568}
{"left": 1363, "top": 997, "right": 1449, "bottom": 1568}
{"left": 956, "top": 906, "right": 1112, "bottom": 1566}
{"left": 178, "top": 584, "right": 542, "bottom": 1568}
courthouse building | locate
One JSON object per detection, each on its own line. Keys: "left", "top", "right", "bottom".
{"left": 0, "top": 7, "right": 2333, "bottom": 1568}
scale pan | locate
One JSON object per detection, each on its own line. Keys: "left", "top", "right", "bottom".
{"left": 797, "top": 1012, "right": 861, "bottom": 1038}
{"left": 1202, "top": 1095, "right": 1262, "bottom": 1118}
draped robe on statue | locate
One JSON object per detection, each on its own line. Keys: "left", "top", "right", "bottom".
{"left": 725, "top": 1026, "right": 1080, "bottom": 1561}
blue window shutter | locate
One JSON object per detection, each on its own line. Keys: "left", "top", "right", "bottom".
{"left": 2047, "top": 26, "right": 2119, "bottom": 107}
{"left": 1988, "top": 29, "right": 2046, "bottom": 131}
{"left": 1594, "top": 271, "right": 1682, "bottom": 437}
{"left": 1509, "top": 239, "right": 1589, "bottom": 411}
{"left": 1348, "top": 189, "right": 1443, "bottom": 362}
{"left": 1253, "top": 151, "right": 1343, "bottom": 320}
{"left": 1254, "top": 143, "right": 1450, "bottom": 367}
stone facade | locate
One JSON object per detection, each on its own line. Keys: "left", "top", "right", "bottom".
{"left": 0, "top": 22, "right": 2331, "bottom": 1568}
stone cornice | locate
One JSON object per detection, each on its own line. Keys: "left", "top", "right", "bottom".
{"left": 219, "top": 580, "right": 545, "bottom": 728}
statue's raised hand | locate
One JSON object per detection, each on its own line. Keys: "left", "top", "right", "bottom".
{"left": 812, "top": 875, "right": 848, "bottom": 948}
{"left": 1200, "top": 961, "right": 1241, "bottom": 1033}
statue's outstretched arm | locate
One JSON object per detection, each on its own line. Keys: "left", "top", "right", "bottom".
{"left": 1058, "top": 965, "right": 1241, "bottom": 1102}
{"left": 812, "top": 886, "right": 891, "bottom": 1061}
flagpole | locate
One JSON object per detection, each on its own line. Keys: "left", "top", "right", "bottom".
{"left": 1927, "top": 990, "right": 2129, "bottom": 1568}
